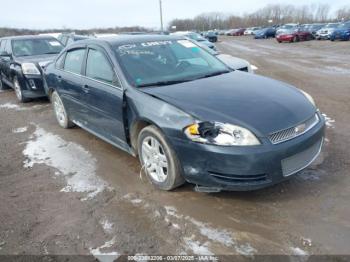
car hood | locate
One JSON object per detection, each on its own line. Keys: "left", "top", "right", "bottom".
{"left": 216, "top": 54, "right": 249, "bottom": 70}
{"left": 333, "top": 28, "right": 350, "bottom": 33}
{"left": 15, "top": 54, "right": 58, "bottom": 67}
{"left": 141, "top": 71, "right": 316, "bottom": 136}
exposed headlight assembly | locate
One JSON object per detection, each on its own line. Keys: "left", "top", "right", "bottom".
{"left": 184, "top": 122, "right": 261, "bottom": 146}
{"left": 21, "top": 63, "right": 41, "bottom": 75}
{"left": 300, "top": 90, "right": 316, "bottom": 107}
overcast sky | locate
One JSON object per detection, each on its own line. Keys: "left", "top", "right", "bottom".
{"left": 0, "top": 0, "right": 348, "bottom": 29}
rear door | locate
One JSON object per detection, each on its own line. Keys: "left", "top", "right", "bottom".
{"left": 58, "top": 47, "right": 89, "bottom": 122}
{"left": 0, "top": 40, "right": 13, "bottom": 83}
{"left": 82, "top": 45, "right": 128, "bottom": 149}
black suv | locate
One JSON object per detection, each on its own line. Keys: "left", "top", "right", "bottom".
{"left": 0, "top": 35, "right": 64, "bottom": 102}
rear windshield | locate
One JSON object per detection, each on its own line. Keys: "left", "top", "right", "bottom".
{"left": 12, "top": 38, "right": 63, "bottom": 57}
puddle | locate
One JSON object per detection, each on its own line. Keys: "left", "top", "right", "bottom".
{"left": 23, "top": 126, "right": 110, "bottom": 200}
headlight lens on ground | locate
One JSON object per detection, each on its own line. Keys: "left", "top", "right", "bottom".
{"left": 300, "top": 90, "right": 316, "bottom": 107}
{"left": 22, "top": 63, "right": 41, "bottom": 75}
{"left": 184, "top": 122, "right": 261, "bottom": 146}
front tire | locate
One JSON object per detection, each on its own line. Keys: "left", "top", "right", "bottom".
{"left": 0, "top": 76, "right": 6, "bottom": 90}
{"left": 51, "top": 91, "right": 74, "bottom": 129}
{"left": 138, "top": 125, "right": 185, "bottom": 191}
{"left": 13, "top": 76, "right": 29, "bottom": 103}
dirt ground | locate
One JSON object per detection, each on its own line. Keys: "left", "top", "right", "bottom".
{"left": 0, "top": 36, "right": 349, "bottom": 260}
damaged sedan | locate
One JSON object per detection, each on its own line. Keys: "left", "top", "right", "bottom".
{"left": 44, "top": 35, "right": 325, "bottom": 192}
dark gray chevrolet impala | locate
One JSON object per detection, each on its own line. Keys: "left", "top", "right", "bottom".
{"left": 43, "top": 35, "right": 325, "bottom": 192}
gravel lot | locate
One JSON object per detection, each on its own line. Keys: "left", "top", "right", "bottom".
{"left": 0, "top": 36, "right": 349, "bottom": 259}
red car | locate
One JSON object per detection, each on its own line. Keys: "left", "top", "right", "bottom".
{"left": 276, "top": 29, "right": 314, "bottom": 43}
{"left": 232, "top": 28, "right": 246, "bottom": 36}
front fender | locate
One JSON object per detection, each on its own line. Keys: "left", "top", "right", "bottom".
{"left": 125, "top": 87, "right": 196, "bottom": 141}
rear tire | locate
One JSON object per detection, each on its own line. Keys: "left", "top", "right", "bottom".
{"left": 51, "top": 91, "right": 75, "bottom": 129}
{"left": 13, "top": 76, "right": 29, "bottom": 103}
{"left": 138, "top": 125, "right": 185, "bottom": 191}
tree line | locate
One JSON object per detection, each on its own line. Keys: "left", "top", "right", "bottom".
{"left": 168, "top": 4, "right": 350, "bottom": 31}
{"left": 0, "top": 26, "right": 150, "bottom": 38}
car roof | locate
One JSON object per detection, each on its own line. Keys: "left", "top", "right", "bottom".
{"left": 72, "top": 34, "right": 185, "bottom": 47}
{"left": 0, "top": 35, "right": 57, "bottom": 40}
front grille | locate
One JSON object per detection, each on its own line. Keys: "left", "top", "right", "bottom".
{"left": 269, "top": 114, "right": 319, "bottom": 145}
{"left": 238, "top": 67, "right": 248, "bottom": 72}
{"left": 281, "top": 138, "right": 323, "bottom": 177}
{"left": 209, "top": 172, "right": 268, "bottom": 184}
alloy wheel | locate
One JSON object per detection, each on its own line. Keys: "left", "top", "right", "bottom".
{"left": 141, "top": 136, "right": 168, "bottom": 183}
{"left": 53, "top": 93, "right": 67, "bottom": 127}
{"left": 13, "top": 78, "right": 22, "bottom": 101}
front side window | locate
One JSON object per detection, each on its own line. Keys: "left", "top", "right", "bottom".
{"left": 12, "top": 38, "right": 63, "bottom": 57}
{"left": 114, "top": 40, "right": 229, "bottom": 87}
{"left": 63, "top": 49, "right": 85, "bottom": 74}
{"left": 86, "top": 49, "right": 115, "bottom": 85}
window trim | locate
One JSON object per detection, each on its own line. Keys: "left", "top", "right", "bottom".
{"left": 85, "top": 47, "right": 117, "bottom": 86}
{"left": 58, "top": 45, "right": 123, "bottom": 91}
{"left": 63, "top": 47, "right": 87, "bottom": 75}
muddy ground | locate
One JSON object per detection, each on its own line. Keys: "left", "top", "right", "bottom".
{"left": 0, "top": 36, "right": 349, "bottom": 260}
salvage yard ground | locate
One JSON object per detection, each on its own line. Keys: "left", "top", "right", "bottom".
{"left": 0, "top": 36, "right": 349, "bottom": 259}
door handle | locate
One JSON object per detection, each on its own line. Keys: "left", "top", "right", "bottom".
{"left": 82, "top": 84, "right": 90, "bottom": 93}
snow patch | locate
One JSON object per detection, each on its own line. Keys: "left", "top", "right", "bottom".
{"left": 0, "top": 103, "right": 23, "bottom": 110}
{"left": 290, "top": 247, "right": 309, "bottom": 256}
{"left": 165, "top": 206, "right": 257, "bottom": 256}
{"left": 251, "top": 65, "right": 258, "bottom": 70}
{"left": 183, "top": 236, "right": 214, "bottom": 255}
{"left": 23, "top": 126, "right": 109, "bottom": 200}
{"left": 90, "top": 237, "right": 120, "bottom": 262}
{"left": 322, "top": 114, "right": 335, "bottom": 129}
{"left": 100, "top": 219, "right": 114, "bottom": 234}
{"left": 13, "top": 127, "right": 28, "bottom": 133}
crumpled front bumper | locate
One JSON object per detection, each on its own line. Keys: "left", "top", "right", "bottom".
{"left": 169, "top": 113, "right": 326, "bottom": 191}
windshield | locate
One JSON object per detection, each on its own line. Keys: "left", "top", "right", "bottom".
{"left": 339, "top": 22, "right": 350, "bottom": 29}
{"left": 114, "top": 40, "right": 229, "bottom": 87}
{"left": 325, "top": 23, "right": 339, "bottom": 28}
{"left": 12, "top": 38, "right": 63, "bottom": 57}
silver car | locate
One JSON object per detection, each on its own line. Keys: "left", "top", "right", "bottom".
{"left": 315, "top": 23, "right": 340, "bottom": 40}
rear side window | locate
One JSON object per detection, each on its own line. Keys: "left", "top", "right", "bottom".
{"left": 86, "top": 49, "right": 115, "bottom": 85}
{"left": 64, "top": 49, "right": 85, "bottom": 74}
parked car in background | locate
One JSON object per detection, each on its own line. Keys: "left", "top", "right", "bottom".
{"left": 171, "top": 31, "right": 216, "bottom": 50}
{"left": 196, "top": 41, "right": 254, "bottom": 73}
{"left": 330, "top": 21, "right": 350, "bottom": 41}
{"left": 225, "top": 29, "right": 239, "bottom": 36}
{"left": 0, "top": 35, "right": 63, "bottom": 102}
{"left": 39, "top": 33, "right": 61, "bottom": 39}
{"left": 231, "top": 28, "right": 246, "bottom": 36}
{"left": 244, "top": 27, "right": 261, "bottom": 35}
{"left": 58, "top": 33, "right": 89, "bottom": 46}
{"left": 276, "top": 23, "right": 299, "bottom": 36}
{"left": 204, "top": 31, "right": 218, "bottom": 43}
{"left": 254, "top": 27, "right": 276, "bottom": 39}
{"left": 276, "top": 28, "right": 313, "bottom": 43}
{"left": 315, "top": 23, "right": 340, "bottom": 40}
{"left": 44, "top": 35, "right": 325, "bottom": 192}
{"left": 306, "top": 23, "right": 325, "bottom": 38}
